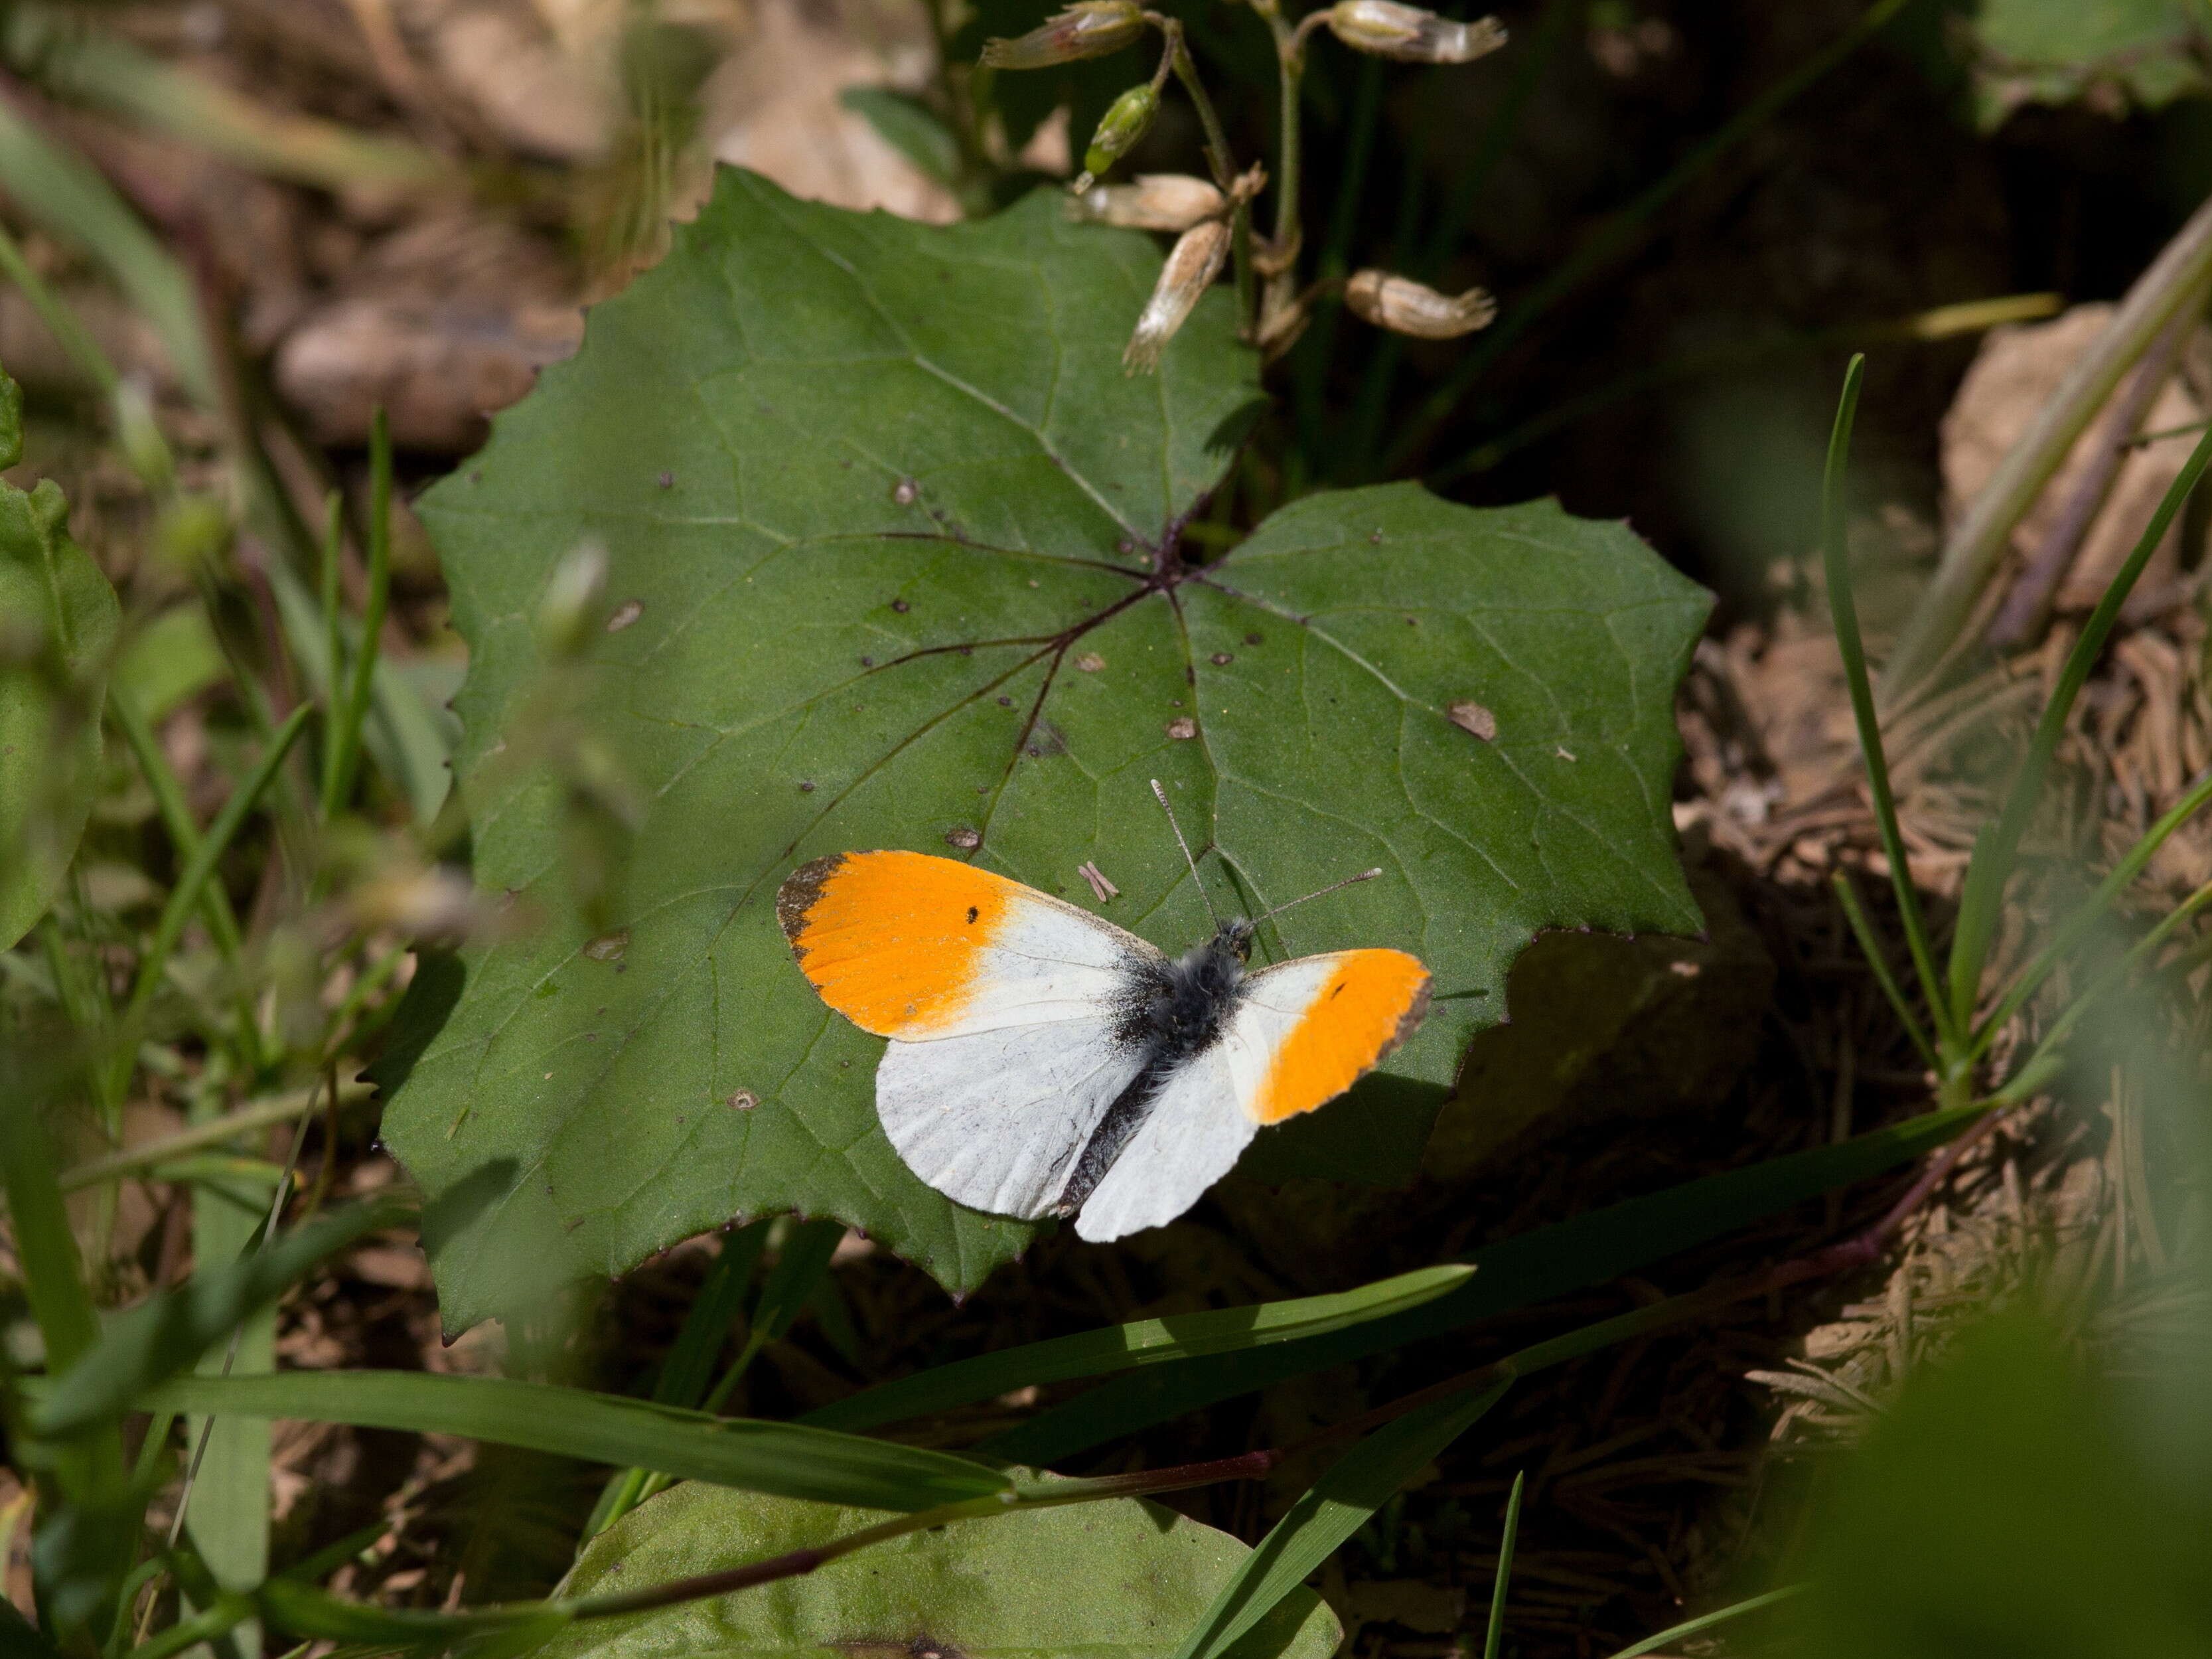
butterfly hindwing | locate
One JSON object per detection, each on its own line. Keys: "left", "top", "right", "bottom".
{"left": 1072, "top": 948, "right": 1431, "bottom": 1242}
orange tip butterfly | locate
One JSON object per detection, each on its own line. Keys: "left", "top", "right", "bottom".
{"left": 775, "top": 782, "right": 1431, "bottom": 1241}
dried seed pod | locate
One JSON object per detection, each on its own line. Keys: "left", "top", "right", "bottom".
{"left": 1345, "top": 270, "right": 1497, "bottom": 339}
{"left": 1076, "top": 84, "right": 1161, "bottom": 189}
{"left": 1324, "top": 0, "right": 1506, "bottom": 62}
{"left": 1124, "top": 218, "right": 1232, "bottom": 374}
{"left": 980, "top": 1, "right": 1147, "bottom": 68}
{"left": 1067, "top": 173, "right": 1226, "bottom": 232}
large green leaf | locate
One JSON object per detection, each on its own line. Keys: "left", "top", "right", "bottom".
{"left": 540, "top": 1478, "right": 1339, "bottom": 1659}
{"left": 0, "top": 369, "right": 120, "bottom": 950}
{"left": 382, "top": 166, "right": 1707, "bottom": 1321}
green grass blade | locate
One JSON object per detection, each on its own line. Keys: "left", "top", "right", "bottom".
{"left": 37, "top": 1194, "right": 412, "bottom": 1436}
{"left": 1599, "top": 1583, "right": 1807, "bottom": 1659}
{"left": 1819, "top": 354, "right": 1953, "bottom": 1048}
{"left": 1993, "top": 878, "right": 2212, "bottom": 1099}
{"left": 178, "top": 1108, "right": 276, "bottom": 1648}
{"left": 1167, "top": 1383, "right": 1511, "bottom": 1659}
{"left": 1483, "top": 1469, "right": 1524, "bottom": 1659}
{"left": 58, "top": 1081, "right": 372, "bottom": 1192}
{"left": 0, "top": 1091, "right": 104, "bottom": 1380}
{"left": 805, "top": 1263, "right": 1473, "bottom": 1433}
{"left": 109, "top": 688, "right": 244, "bottom": 963}
{"left": 658, "top": 1223, "right": 769, "bottom": 1407}
{"left": 980, "top": 1101, "right": 1988, "bottom": 1464}
{"left": 0, "top": 93, "right": 215, "bottom": 405}
{"left": 1949, "top": 421, "right": 2212, "bottom": 1027}
{"left": 581, "top": 1221, "right": 769, "bottom": 1543}
{"left": 1969, "top": 765, "right": 2212, "bottom": 1063}
{"left": 321, "top": 411, "right": 392, "bottom": 820}
{"left": 135, "top": 1372, "right": 1010, "bottom": 1512}
{"left": 0, "top": 215, "right": 117, "bottom": 395}
{"left": 5, "top": 6, "right": 448, "bottom": 192}
{"left": 114, "top": 704, "right": 311, "bottom": 1071}
{"left": 1831, "top": 870, "right": 1939, "bottom": 1072}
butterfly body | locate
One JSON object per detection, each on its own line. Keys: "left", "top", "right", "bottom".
{"left": 777, "top": 848, "right": 1429, "bottom": 1241}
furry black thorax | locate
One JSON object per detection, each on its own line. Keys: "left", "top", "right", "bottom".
{"left": 1051, "top": 919, "right": 1255, "bottom": 1218}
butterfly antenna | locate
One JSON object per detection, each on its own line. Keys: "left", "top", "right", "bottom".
{"left": 1252, "top": 868, "right": 1384, "bottom": 927}
{"left": 1149, "top": 778, "right": 1221, "bottom": 925}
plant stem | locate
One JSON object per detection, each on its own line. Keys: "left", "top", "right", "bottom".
{"left": 1155, "top": 19, "right": 1254, "bottom": 333}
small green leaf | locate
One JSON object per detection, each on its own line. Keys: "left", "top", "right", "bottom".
{"left": 543, "top": 1478, "right": 1340, "bottom": 1659}
{"left": 1170, "top": 1383, "right": 1507, "bottom": 1659}
{"left": 382, "top": 167, "right": 1707, "bottom": 1321}
{"left": 838, "top": 86, "right": 961, "bottom": 187}
{"left": 137, "top": 1372, "right": 1009, "bottom": 1512}
{"left": 806, "top": 1262, "right": 1471, "bottom": 1432}
{"left": 0, "top": 445, "right": 120, "bottom": 950}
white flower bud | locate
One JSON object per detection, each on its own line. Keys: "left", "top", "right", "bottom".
{"left": 1345, "top": 270, "right": 1497, "bottom": 339}
{"left": 1325, "top": 1, "right": 1505, "bottom": 63}
{"left": 1124, "top": 218, "right": 1232, "bottom": 374}
{"left": 981, "top": 2, "right": 1148, "bottom": 68}
{"left": 1068, "top": 173, "right": 1226, "bottom": 232}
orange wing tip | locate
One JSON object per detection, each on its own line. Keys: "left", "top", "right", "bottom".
{"left": 773, "top": 848, "right": 1018, "bottom": 1038}
{"left": 1253, "top": 949, "right": 1433, "bottom": 1125}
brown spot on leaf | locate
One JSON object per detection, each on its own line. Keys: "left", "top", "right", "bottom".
{"left": 606, "top": 600, "right": 642, "bottom": 632}
{"left": 1447, "top": 700, "right": 1497, "bottom": 741}
{"left": 583, "top": 929, "right": 629, "bottom": 962}
{"left": 892, "top": 477, "right": 919, "bottom": 505}
{"left": 1244, "top": 631, "right": 1263, "bottom": 645}
{"left": 945, "top": 826, "right": 982, "bottom": 849}
{"left": 1166, "top": 716, "right": 1197, "bottom": 740}
{"left": 891, "top": 597, "right": 910, "bottom": 613}
{"left": 726, "top": 1089, "right": 759, "bottom": 1110}
{"left": 1075, "top": 651, "right": 1106, "bottom": 672}
{"left": 1211, "top": 651, "right": 1233, "bottom": 665}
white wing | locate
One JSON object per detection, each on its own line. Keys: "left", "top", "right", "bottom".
{"left": 1072, "top": 950, "right": 1430, "bottom": 1242}
{"left": 878, "top": 1020, "right": 1149, "bottom": 1219}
